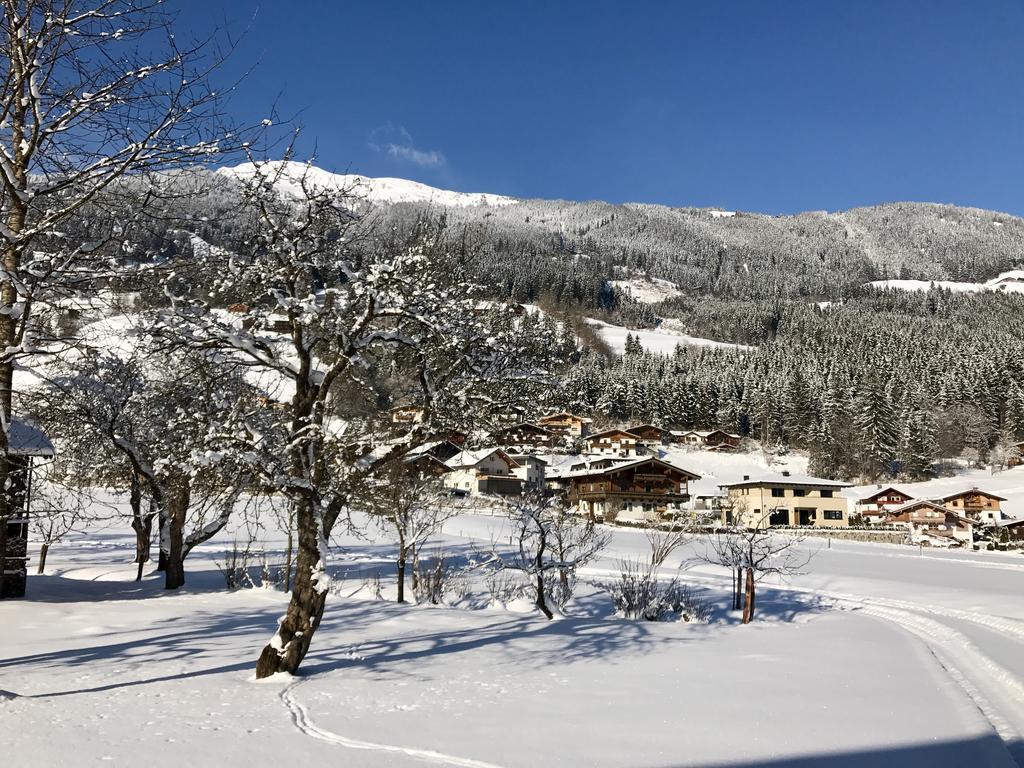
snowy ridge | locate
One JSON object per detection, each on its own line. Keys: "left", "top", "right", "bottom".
{"left": 868, "top": 269, "right": 1024, "bottom": 295}
{"left": 218, "top": 161, "right": 517, "bottom": 208}
{"left": 585, "top": 318, "right": 751, "bottom": 355}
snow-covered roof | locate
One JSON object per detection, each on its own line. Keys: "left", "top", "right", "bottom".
{"left": 9, "top": 417, "right": 55, "bottom": 458}
{"left": 445, "top": 448, "right": 519, "bottom": 470}
{"left": 857, "top": 486, "right": 913, "bottom": 503}
{"left": 936, "top": 487, "right": 1007, "bottom": 502}
{"left": 719, "top": 472, "right": 850, "bottom": 489}
{"left": 564, "top": 455, "right": 701, "bottom": 481}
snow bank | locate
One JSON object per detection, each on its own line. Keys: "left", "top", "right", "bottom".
{"left": 608, "top": 276, "right": 683, "bottom": 304}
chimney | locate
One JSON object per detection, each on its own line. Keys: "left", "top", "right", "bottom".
{"left": 782, "top": 470, "right": 791, "bottom": 477}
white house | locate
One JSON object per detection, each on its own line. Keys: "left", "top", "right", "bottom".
{"left": 443, "top": 448, "right": 523, "bottom": 497}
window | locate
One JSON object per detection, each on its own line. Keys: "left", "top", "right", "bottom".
{"left": 793, "top": 489, "right": 806, "bottom": 497}
{"left": 820, "top": 490, "right": 834, "bottom": 498}
{"left": 771, "top": 488, "right": 785, "bottom": 498}
{"left": 644, "top": 483, "right": 652, "bottom": 493}
{"left": 823, "top": 510, "right": 843, "bottom": 520}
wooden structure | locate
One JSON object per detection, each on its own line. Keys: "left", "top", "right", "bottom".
{"left": 937, "top": 488, "right": 1007, "bottom": 527}
{"left": 489, "top": 422, "right": 559, "bottom": 451}
{"left": 568, "top": 456, "right": 699, "bottom": 524}
{"left": 885, "top": 500, "right": 974, "bottom": 545}
{"left": 581, "top": 428, "right": 642, "bottom": 458}
{"left": 625, "top": 424, "right": 669, "bottom": 446}
{"left": 1, "top": 418, "right": 56, "bottom": 599}
{"left": 855, "top": 486, "right": 914, "bottom": 522}
{"left": 537, "top": 411, "right": 592, "bottom": 439}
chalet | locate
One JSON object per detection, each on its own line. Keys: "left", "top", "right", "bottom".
{"left": 544, "top": 457, "right": 630, "bottom": 495}
{"left": 489, "top": 422, "right": 559, "bottom": 451}
{"left": 937, "top": 488, "right": 1008, "bottom": 527}
{"left": 1007, "top": 442, "right": 1024, "bottom": 468}
{"left": 1, "top": 418, "right": 56, "bottom": 599}
{"left": 567, "top": 456, "right": 700, "bottom": 524}
{"left": 389, "top": 405, "right": 424, "bottom": 426}
{"left": 443, "top": 449, "right": 523, "bottom": 497}
{"left": 885, "top": 500, "right": 974, "bottom": 546}
{"left": 408, "top": 440, "right": 462, "bottom": 463}
{"left": 855, "top": 486, "right": 915, "bottom": 523}
{"left": 669, "top": 429, "right": 741, "bottom": 450}
{"left": 719, "top": 471, "right": 851, "bottom": 529}
{"left": 402, "top": 453, "right": 451, "bottom": 479}
{"left": 625, "top": 424, "right": 669, "bottom": 446}
{"left": 581, "top": 428, "right": 643, "bottom": 458}
{"left": 508, "top": 454, "right": 547, "bottom": 491}
{"left": 537, "top": 411, "right": 592, "bottom": 439}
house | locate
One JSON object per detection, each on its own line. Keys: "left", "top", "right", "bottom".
{"left": 581, "top": 428, "right": 643, "bottom": 458}
{"left": 443, "top": 448, "right": 523, "bottom": 497}
{"left": 489, "top": 422, "right": 559, "bottom": 451}
{"left": 855, "top": 486, "right": 915, "bottom": 523}
{"left": 999, "top": 518, "right": 1024, "bottom": 541}
{"left": 1007, "top": 442, "right": 1024, "bottom": 468}
{"left": 936, "top": 488, "right": 1008, "bottom": 527}
{"left": 885, "top": 500, "right": 974, "bottom": 546}
{"left": 544, "top": 457, "right": 630, "bottom": 495}
{"left": 718, "top": 471, "right": 851, "bottom": 529}
{"left": 669, "top": 429, "right": 741, "bottom": 450}
{"left": 389, "top": 405, "right": 424, "bottom": 426}
{"left": 402, "top": 453, "right": 451, "bottom": 479}
{"left": 567, "top": 456, "right": 700, "bottom": 524}
{"left": 626, "top": 424, "right": 669, "bottom": 446}
{"left": 537, "top": 411, "right": 593, "bottom": 439}
{"left": 508, "top": 454, "right": 547, "bottom": 491}
{"left": 1, "top": 418, "right": 56, "bottom": 599}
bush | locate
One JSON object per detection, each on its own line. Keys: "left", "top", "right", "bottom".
{"left": 599, "top": 559, "right": 712, "bottom": 623}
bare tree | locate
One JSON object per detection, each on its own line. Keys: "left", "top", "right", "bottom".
{"left": 359, "top": 462, "right": 456, "bottom": 604}
{"left": 29, "top": 482, "right": 84, "bottom": 573}
{"left": 0, "top": 1, "right": 246, "bottom": 595}
{"left": 499, "top": 492, "right": 609, "bottom": 619}
{"left": 703, "top": 503, "right": 811, "bottom": 623}
{"left": 645, "top": 519, "right": 694, "bottom": 567}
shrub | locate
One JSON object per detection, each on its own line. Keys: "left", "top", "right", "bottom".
{"left": 599, "top": 558, "right": 711, "bottom": 623}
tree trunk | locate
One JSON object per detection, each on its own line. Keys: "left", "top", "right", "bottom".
{"left": 283, "top": 526, "right": 294, "bottom": 593}
{"left": 163, "top": 478, "right": 191, "bottom": 590}
{"left": 36, "top": 542, "right": 49, "bottom": 574}
{"left": 534, "top": 527, "right": 552, "bottom": 620}
{"left": 255, "top": 497, "right": 327, "bottom": 678}
{"left": 396, "top": 556, "right": 406, "bottom": 604}
{"left": 742, "top": 566, "right": 756, "bottom": 624}
{"left": 157, "top": 513, "right": 168, "bottom": 572}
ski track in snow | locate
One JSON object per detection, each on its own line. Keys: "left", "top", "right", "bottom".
{"left": 672, "top": 568, "right": 1024, "bottom": 763}
{"left": 281, "top": 676, "right": 507, "bottom": 768}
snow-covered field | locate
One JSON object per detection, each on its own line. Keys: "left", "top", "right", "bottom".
{"left": 586, "top": 318, "right": 752, "bottom": 355}
{"left": 868, "top": 270, "right": 1024, "bottom": 295}
{"left": 609, "top": 276, "right": 684, "bottom": 304}
{"left": 4, "top": 485, "right": 1024, "bottom": 767}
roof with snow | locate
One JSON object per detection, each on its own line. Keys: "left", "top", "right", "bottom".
{"left": 9, "top": 417, "right": 55, "bottom": 458}
{"left": 564, "top": 455, "right": 701, "bottom": 481}
{"left": 719, "top": 472, "right": 850, "bottom": 490}
{"left": 857, "top": 486, "right": 914, "bottom": 503}
{"left": 444, "top": 448, "right": 519, "bottom": 470}
{"left": 936, "top": 487, "right": 1007, "bottom": 502}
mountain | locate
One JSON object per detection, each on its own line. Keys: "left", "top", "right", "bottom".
{"left": 217, "top": 161, "right": 517, "bottom": 208}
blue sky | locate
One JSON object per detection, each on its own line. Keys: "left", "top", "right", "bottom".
{"left": 190, "top": 1, "right": 1024, "bottom": 215}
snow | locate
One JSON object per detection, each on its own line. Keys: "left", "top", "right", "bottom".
{"left": 585, "top": 318, "right": 751, "bottom": 355}
{"left": 608, "top": 276, "right": 683, "bottom": 304}
{"left": 708, "top": 209, "right": 736, "bottom": 218}
{"left": 868, "top": 269, "right": 1024, "bottom": 295}
{"left": 4, "top": 501, "right": 1024, "bottom": 767}
{"left": 218, "top": 161, "right": 518, "bottom": 208}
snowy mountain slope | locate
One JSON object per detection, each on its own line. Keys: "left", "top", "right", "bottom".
{"left": 218, "top": 161, "right": 518, "bottom": 208}
{"left": 585, "top": 317, "right": 752, "bottom": 354}
{"left": 868, "top": 269, "right": 1024, "bottom": 295}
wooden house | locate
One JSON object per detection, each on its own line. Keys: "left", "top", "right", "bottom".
{"left": 389, "top": 405, "right": 425, "bottom": 426}
{"left": 1000, "top": 518, "right": 1024, "bottom": 541}
{"left": 1, "top": 418, "right": 56, "bottom": 599}
{"left": 489, "top": 422, "right": 559, "bottom": 451}
{"left": 537, "top": 411, "right": 593, "bottom": 439}
{"left": 719, "top": 471, "right": 851, "bottom": 529}
{"left": 885, "top": 500, "right": 974, "bottom": 546}
{"left": 937, "top": 488, "right": 1008, "bottom": 527}
{"left": 567, "top": 456, "right": 700, "bottom": 524}
{"left": 581, "top": 428, "right": 643, "bottom": 458}
{"left": 855, "top": 486, "right": 915, "bottom": 523}
{"left": 669, "top": 429, "right": 740, "bottom": 450}
{"left": 625, "top": 424, "right": 669, "bottom": 446}
{"left": 1007, "top": 442, "right": 1024, "bottom": 468}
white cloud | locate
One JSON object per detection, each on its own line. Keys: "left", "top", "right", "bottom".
{"left": 368, "top": 123, "right": 446, "bottom": 169}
